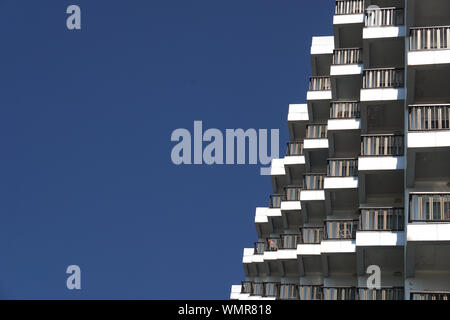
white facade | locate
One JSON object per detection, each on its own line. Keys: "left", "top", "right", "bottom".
{"left": 232, "top": 0, "right": 450, "bottom": 301}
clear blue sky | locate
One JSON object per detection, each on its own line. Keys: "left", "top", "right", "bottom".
{"left": 0, "top": 0, "right": 333, "bottom": 299}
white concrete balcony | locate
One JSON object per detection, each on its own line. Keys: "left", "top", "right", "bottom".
{"left": 301, "top": 174, "right": 326, "bottom": 201}
{"left": 330, "top": 48, "right": 363, "bottom": 76}
{"left": 303, "top": 124, "right": 329, "bottom": 150}
{"left": 363, "top": 7, "right": 406, "bottom": 39}
{"left": 254, "top": 206, "right": 282, "bottom": 224}
{"left": 360, "top": 68, "right": 405, "bottom": 101}
{"left": 408, "top": 104, "right": 450, "bottom": 149}
{"left": 324, "top": 177, "right": 359, "bottom": 189}
{"left": 269, "top": 158, "right": 285, "bottom": 176}
{"left": 324, "top": 159, "right": 359, "bottom": 190}
{"left": 281, "top": 186, "right": 302, "bottom": 211}
{"left": 288, "top": 104, "right": 309, "bottom": 122}
{"left": 284, "top": 142, "right": 305, "bottom": 165}
{"left": 358, "top": 134, "right": 405, "bottom": 171}
{"left": 321, "top": 220, "right": 358, "bottom": 253}
{"left": 310, "top": 37, "right": 334, "bottom": 77}
{"left": 357, "top": 207, "right": 405, "bottom": 247}
{"left": 328, "top": 101, "right": 361, "bottom": 131}
{"left": 310, "top": 36, "right": 334, "bottom": 55}
{"left": 358, "top": 156, "right": 405, "bottom": 171}
{"left": 409, "top": 26, "right": 450, "bottom": 66}
{"left": 407, "top": 224, "right": 450, "bottom": 242}
{"left": 321, "top": 240, "right": 357, "bottom": 254}
{"left": 307, "top": 77, "right": 332, "bottom": 101}
{"left": 288, "top": 104, "right": 308, "bottom": 141}
{"left": 333, "top": 0, "right": 364, "bottom": 25}
{"left": 408, "top": 194, "right": 450, "bottom": 242}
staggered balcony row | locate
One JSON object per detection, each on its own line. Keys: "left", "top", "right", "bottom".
{"left": 293, "top": 104, "right": 449, "bottom": 131}
{"left": 270, "top": 193, "right": 450, "bottom": 223}
{"left": 254, "top": 213, "right": 404, "bottom": 252}
{"left": 241, "top": 281, "right": 405, "bottom": 300}
{"left": 310, "top": 68, "right": 405, "bottom": 90}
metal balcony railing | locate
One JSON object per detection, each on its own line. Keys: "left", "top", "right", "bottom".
{"left": 251, "top": 282, "right": 265, "bottom": 296}
{"left": 335, "top": 0, "right": 364, "bottom": 15}
{"left": 278, "top": 284, "right": 300, "bottom": 300}
{"left": 359, "top": 208, "right": 404, "bottom": 231}
{"left": 411, "top": 291, "right": 450, "bottom": 300}
{"left": 409, "top": 104, "right": 450, "bottom": 131}
{"left": 324, "top": 220, "right": 358, "bottom": 240}
{"left": 358, "top": 287, "right": 404, "bottom": 300}
{"left": 264, "top": 282, "right": 279, "bottom": 298}
{"left": 241, "top": 281, "right": 252, "bottom": 294}
{"left": 299, "top": 285, "right": 323, "bottom": 300}
{"left": 286, "top": 141, "right": 304, "bottom": 156}
{"left": 333, "top": 48, "right": 363, "bottom": 65}
{"left": 269, "top": 194, "right": 282, "bottom": 208}
{"left": 309, "top": 76, "right": 331, "bottom": 91}
{"left": 323, "top": 287, "right": 357, "bottom": 300}
{"left": 361, "top": 134, "right": 404, "bottom": 156}
{"left": 330, "top": 101, "right": 360, "bottom": 119}
{"left": 284, "top": 186, "right": 302, "bottom": 201}
{"left": 303, "top": 174, "right": 326, "bottom": 190}
{"left": 363, "top": 68, "right": 404, "bottom": 89}
{"left": 281, "top": 234, "right": 301, "bottom": 249}
{"left": 328, "top": 158, "right": 358, "bottom": 177}
{"left": 365, "top": 7, "right": 404, "bottom": 27}
{"left": 306, "top": 124, "right": 328, "bottom": 139}
{"left": 266, "top": 238, "right": 281, "bottom": 251}
{"left": 410, "top": 26, "right": 450, "bottom": 51}
{"left": 254, "top": 241, "right": 266, "bottom": 255}
{"left": 300, "top": 227, "right": 324, "bottom": 244}
{"left": 410, "top": 194, "right": 450, "bottom": 222}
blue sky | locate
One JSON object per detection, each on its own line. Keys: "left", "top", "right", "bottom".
{"left": 0, "top": 0, "right": 333, "bottom": 299}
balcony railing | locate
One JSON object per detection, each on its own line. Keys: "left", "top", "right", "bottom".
{"left": 410, "top": 26, "right": 450, "bottom": 51}
{"left": 299, "top": 285, "right": 323, "bottom": 300}
{"left": 254, "top": 241, "right": 266, "bottom": 255}
{"left": 325, "top": 220, "right": 358, "bottom": 240}
{"left": 323, "top": 287, "right": 357, "bottom": 300}
{"left": 306, "top": 124, "right": 328, "bottom": 139}
{"left": 358, "top": 287, "right": 404, "bottom": 300}
{"left": 303, "top": 174, "right": 326, "bottom": 190}
{"left": 359, "top": 208, "right": 404, "bottom": 231}
{"left": 269, "top": 194, "right": 282, "bottom": 208}
{"left": 241, "top": 281, "right": 252, "bottom": 294}
{"left": 411, "top": 291, "right": 450, "bottom": 300}
{"left": 361, "top": 134, "right": 404, "bottom": 156}
{"left": 266, "top": 238, "right": 282, "bottom": 251}
{"left": 286, "top": 141, "right": 304, "bottom": 156}
{"left": 410, "top": 194, "right": 450, "bottom": 222}
{"left": 309, "top": 76, "right": 331, "bottom": 91}
{"left": 335, "top": 0, "right": 364, "bottom": 15}
{"left": 284, "top": 186, "right": 302, "bottom": 201}
{"left": 300, "top": 227, "right": 324, "bottom": 244}
{"left": 281, "top": 234, "right": 301, "bottom": 249}
{"left": 264, "top": 282, "right": 279, "bottom": 298}
{"left": 365, "top": 7, "right": 404, "bottom": 27}
{"left": 278, "top": 284, "right": 300, "bottom": 300}
{"left": 409, "top": 104, "right": 450, "bottom": 131}
{"left": 330, "top": 101, "right": 360, "bottom": 119}
{"left": 363, "top": 68, "right": 404, "bottom": 89}
{"left": 333, "top": 48, "right": 362, "bottom": 65}
{"left": 328, "top": 158, "right": 358, "bottom": 177}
